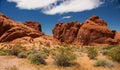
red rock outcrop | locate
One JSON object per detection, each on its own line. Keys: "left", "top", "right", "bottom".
{"left": 53, "top": 15, "right": 119, "bottom": 45}
{"left": 23, "top": 21, "right": 42, "bottom": 32}
{"left": 0, "top": 13, "right": 44, "bottom": 42}
{"left": 76, "top": 15, "right": 118, "bottom": 45}
{"left": 53, "top": 21, "right": 83, "bottom": 44}
{"left": 115, "top": 32, "right": 120, "bottom": 44}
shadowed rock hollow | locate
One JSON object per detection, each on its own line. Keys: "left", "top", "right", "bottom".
{"left": 53, "top": 15, "right": 120, "bottom": 46}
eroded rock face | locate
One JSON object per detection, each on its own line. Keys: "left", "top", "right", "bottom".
{"left": 115, "top": 32, "right": 120, "bottom": 44}
{"left": 53, "top": 21, "right": 82, "bottom": 44}
{"left": 24, "top": 21, "right": 42, "bottom": 32}
{"left": 0, "top": 13, "right": 44, "bottom": 42}
{"left": 53, "top": 15, "right": 119, "bottom": 45}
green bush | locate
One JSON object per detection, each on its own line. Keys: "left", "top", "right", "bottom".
{"left": 27, "top": 53, "right": 46, "bottom": 65}
{"left": 5, "top": 65, "right": 18, "bottom": 70}
{"left": 108, "top": 46, "right": 120, "bottom": 62}
{"left": 0, "top": 51, "right": 7, "bottom": 56}
{"left": 28, "top": 48, "right": 37, "bottom": 54}
{"left": 17, "top": 51, "right": 27, "bottom": 58}
{"left": 87, "top": 47, "right": 98, "bottom": 59}
{"left": 7, "top": 44, "right": 26, "bottom": 56}
{"left": 102, "top": 49, "right": 108, "bottom": 55}
{"left": 38, "top": 48, "right": 49, "bottom": 59}
{"left": 94, "top": 59, "right": 108, "bottom": 67}
{"left": 50, "top": 49, "right": 57, "bottom": 56}
{"left": 53, "top": 47, "right": 76, "bottom": 66}
{"left": 38, "top": 51, "right": 49, "bottom": 59}
{"left": 103, "top": 45, "right": 117, "bottom": 50}
{"left": 94, "top": 59, "right": 114, "bottom": 67}
{"left": 7, "top": 49, "right": 20, "bottom": 56}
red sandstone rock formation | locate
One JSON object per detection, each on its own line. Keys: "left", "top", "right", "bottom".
{"left": 115, "top": 32, "right": 120, "bottom": 44}
{"left": 24, "top": 21, "right": 42, "bottom": 32}
{"left": 76, "top": 16, "right": 117, "bottom": 45}
{"left": 53, "top": 21, "right": 83, "bottom": 44}
{"left": 0, "top": 13, "right": 44, "bottom": 42}
{"left": 0, "top": 13, "right": 119, "bottom": 46}
{"left": 53, "top": 15, "right": 119, "bottom": 45}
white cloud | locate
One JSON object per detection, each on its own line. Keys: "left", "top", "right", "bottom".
{"left": 62, "top": 16, "right": 71, "bottom": 19}
{"left": 43, "top": 0, "right": 103, "bottom": 15}
{"left": 58, "top": 16, "right": 71, "bottom": 21}
{"left": 7, "top": 0, "right": 57, "bottom": 10}
{"left": 7, "top": 0, "right": 104, "bottom": 15}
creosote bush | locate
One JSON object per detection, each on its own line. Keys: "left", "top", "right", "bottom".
{"left": 108, "top": 46, "right": 120, "bottom": 62}
{"left": 8, "top": 49, "right": 20, "bottom": 56}
{"left": 38, "top": 48, "right": 49, "bottom": 59}
{"left": 5, "top": 65, "right": 18, "bottom": 70}
{"left": 7, "top": 44, "right": 26, "bottom": 56}
{"left": 53, "top": 47, "right": 76, "bottom": 66}
{"left": 103, "top": 45, "right": 117, "bottom": 50}
{"left": 0, "top": 50, "right": 7, "bottom": 56}
{"left": 17, "top": 51, "right": 27, "bottom": 58}
{"left": 94, "top": 59, "right": 114, "bottom": 67}
{"left": 27, "top": 53, "right": 46, "bottom": 65}
{"left": 87, "top": 47, "right": 98, "bottom": 59}
{"left": 94, "top": 59, "right": 108, "bottom": 67}
{"left": 102, "top": 49, "right": 108, "bottom": 55}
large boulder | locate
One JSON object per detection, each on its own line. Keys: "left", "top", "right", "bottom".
{"left": 53, "top": 15, "right": 119, "bottom": 45}
{"left": 0, "top": 13, "right": 44, "bottom": 42}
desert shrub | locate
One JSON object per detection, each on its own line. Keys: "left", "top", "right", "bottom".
{"left": 53, "top": 47, "right": 76, "bottom": 66}
{"left": 0, "top": 50, "right": 7, "bottom": 56}
{"left": 27, "top": 53, "right": 46, "bottom": 65}
{"left": 87, "top": 47, "right": 98, "bottom": 59}
{"left": 28, "top": 47, "right": 37, "bottom": 54}
{"left": 102, "top": 45, "right": 117, "bottom": 50}
{"left": 94, "top": 59, "right": 114, "bottom": 67}
{"left": 38, "top": 51, "right": 49, "bottom": 59}
{"left": 42, "top": 48, "right": 49, "bottom": 53}
{"left": 7, "top": 49, "right": 20, "bottom": 56}
{"left": 5, "top": 65, "right": 18, "bottom": 70}
{"left": 38, "top": 48, "right": 49, "bottom": 59}
{"left": 50, "top": 49, "right": 57, "bottom": 56}
{"left": 102, "top": 49, "right": 108, "bottom": 55}
{"left": 17, "top": 51, "right": 27, "bottom": 58}
{"left": 94, "top": 59, "right": 108, "bottom": 67}
{"left": 77, "top": 47, "right": 88, "bottom": 53}
{"left": 39, "top": 52, "right": 48, "bottom": 59}
{"left": 7, "top": 44, "right": 26, "bottom": 56}
{"left": 108, "top": 46, "right": 120, "bottom": 62}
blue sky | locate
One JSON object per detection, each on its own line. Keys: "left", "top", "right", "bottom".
{"left": 0, "top": 0, "right": 120, "bottom": 35}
